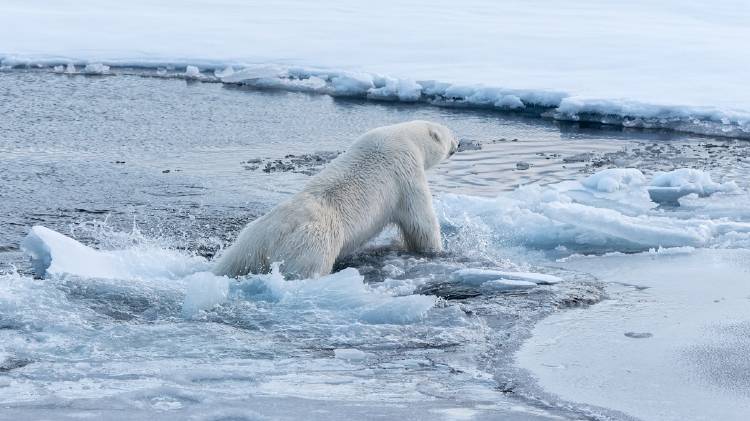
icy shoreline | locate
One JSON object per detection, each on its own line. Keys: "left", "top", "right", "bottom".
{"left": 4, "top": 62, "right": 750, "bottom": 140}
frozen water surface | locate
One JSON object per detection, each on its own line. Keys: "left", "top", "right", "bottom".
{"left": 2, "top": 71, "right": 750, "bottom": 420}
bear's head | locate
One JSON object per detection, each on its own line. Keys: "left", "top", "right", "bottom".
{"left": 413, "top": 120, "right": 458, "bottom": 169}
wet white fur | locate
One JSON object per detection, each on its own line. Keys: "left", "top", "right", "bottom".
{"left": 213, "top": 120, "right": 458, "bottom": 278}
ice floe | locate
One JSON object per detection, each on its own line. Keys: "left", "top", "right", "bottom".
{"left": 451, "top": 268, "right": 562, "bottom": 287}
{"left": 21, "top": 225, "right": 210, "bottom": 280}
{"left": 648, "top": 168, "right": 738, "bottom": 205}
{"left": 438, "top": 168, "right": 750, "bottom": 253}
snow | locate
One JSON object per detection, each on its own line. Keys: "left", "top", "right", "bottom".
{"left": 2, "top": 0, "right": 750, "bottom": 138}
{"left": 517, "top": 248, "right": 750, "bottom": 421}
{"left": 48, "top": 62, "right": 110, "bottom": 75}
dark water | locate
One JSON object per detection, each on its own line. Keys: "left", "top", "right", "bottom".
{"left": 1, "top": 70, "right": 748, "bottom": 420}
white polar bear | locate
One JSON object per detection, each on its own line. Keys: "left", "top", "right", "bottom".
{"left": 213, "top": 120, "right": 458, "bottom": 279}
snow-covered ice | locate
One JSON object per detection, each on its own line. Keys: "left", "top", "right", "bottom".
{"left": 2, "top": 0, "right": 750, "bottom": 137}
{"left": 517, "top": 248, "right": 750, "bottom": 421}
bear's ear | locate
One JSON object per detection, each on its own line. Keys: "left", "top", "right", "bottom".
{"left": 429, "top": 127, "right": 442, "bottom": 143}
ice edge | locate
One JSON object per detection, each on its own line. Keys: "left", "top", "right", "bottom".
{"left": 3, "top": 55, "right": 749, "bottom": 140}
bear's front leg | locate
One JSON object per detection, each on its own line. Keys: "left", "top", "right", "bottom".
{"left": 397, "top": 179, "right": 442, "bottom": 253}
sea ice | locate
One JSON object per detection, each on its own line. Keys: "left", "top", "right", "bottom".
{"left": 82, "top": 63, "right": 110, "bottom": 75}
{"left": 518, "top": 248, "right": 750, "bottom": 421}
{"left": 213, "top": 65, "right": 234, "bottom": 78}
{"left": 184, "top": 65, "right": 201, "bottom": 79}
{"left": 648, "top": 168, "right": 738, "bottom": 205}
{"left": 329, "top": 73, "right": 375, "bottom": 96}
{"left": 438, "top": 168, "right": 750, "bottom": 253}
{"left": 219, "top": 64, "right": 284, "bottom": 84}
{"left": 581, "top": 168, "right": 646, "bottom": 193}
{"left": 480, "top": 279, "right": 537, "bottom": 291}
{"left": 367, "top": 77, "right": 422, "bottom": 102}
{"left": 20, "top": 225, "right": 210, "bottom": 280}
{"left": 451, "top": 268, "right": 562, "bottom": 286}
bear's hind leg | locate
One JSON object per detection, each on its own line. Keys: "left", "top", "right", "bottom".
{"left": 276, "top": 225, "right": 339, "bottom": 279}
{"left": 212, "top": 220, "right": 269, "bottom": 277}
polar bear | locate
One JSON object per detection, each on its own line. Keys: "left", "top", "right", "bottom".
{"left": 213, "top": 120, "right": 458, "bottom": 279}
